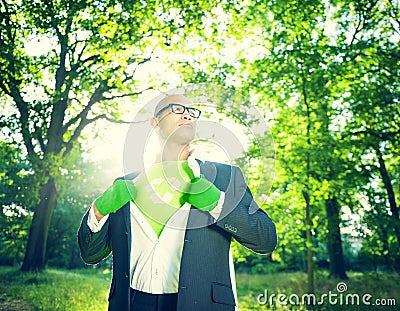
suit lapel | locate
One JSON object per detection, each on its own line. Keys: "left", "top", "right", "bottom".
{"left": 198, "top": 160, "right": 217, "bottom": 183}
{"left": 122, "top": 172, "right": 139, "bottom": 251}
{"left": 122, "top": 202, "right": 131, "bottom": 254}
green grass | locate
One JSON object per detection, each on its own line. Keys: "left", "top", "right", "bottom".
{"left": 0, "top": 266, "right": 110, "bottom": 311}
{"left": 0, "top": 266, "right": 399, "bottom": 310}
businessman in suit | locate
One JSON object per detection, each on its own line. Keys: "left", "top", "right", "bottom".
{"left": 78, "top": 94, "right": 277, "bottom": 311}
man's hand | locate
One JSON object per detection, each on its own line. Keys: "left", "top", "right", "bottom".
{"left": 183, "top": 175, "right": 221, "bottom": 211}
{"left": 94, "top": 180, "right": 137, "bottom": 217}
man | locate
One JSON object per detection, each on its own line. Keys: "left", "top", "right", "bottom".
{"left": 78, "top": 94, "right": 277, "bottom": 311}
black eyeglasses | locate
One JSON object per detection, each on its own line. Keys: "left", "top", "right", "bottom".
{"left": 155, "top": 103, "right": 202, "bottom": 119}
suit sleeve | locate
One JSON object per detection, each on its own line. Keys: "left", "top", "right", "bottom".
{"left": 77, "top": 209, "right": 112, "bottom": 264}
{"left": 214, "top": 165, "right": 277, "bottom": 254}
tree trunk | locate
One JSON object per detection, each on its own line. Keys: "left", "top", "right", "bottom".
{"left": 377, "top": 153, "right": 400, "bottom": 252}
{"left": 302, "top": 190, "right": 314, "bottom": 297}
{"left": 379, "top": 224, "right": 392, "bottom": 270}
{"left": 68, "top": 245, "right": 76, "bottom": 269}
{"left": 325, "top": 197, "right": 348, "bottom": 279}
{"left": 21, "top": 177, "right": 58, "bottom": 271}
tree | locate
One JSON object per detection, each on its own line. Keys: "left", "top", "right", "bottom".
{"left": 173, "top": 0, "right": 400, "bottom": 276}
{"left": 176, "top": 0, "right": 352, "bottom": 281}
{"left": 239, "top": 0, "right": 352, "bottom": 283}
{"left": 331, "top": 0, "right": 400, "bottom": 268}
{"left": 0, "top": 0, "right": 219, "bottom": 271}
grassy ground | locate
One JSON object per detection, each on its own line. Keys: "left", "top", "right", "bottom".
{"left": 0, "top": 267, "right": 110, "bottom": 311}
{"left": 0, "top": 266, "right": 398, "bottom": 310}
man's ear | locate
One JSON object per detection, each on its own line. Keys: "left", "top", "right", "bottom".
{"left": 150, "top": 116, "right": 159, "bottom": 129}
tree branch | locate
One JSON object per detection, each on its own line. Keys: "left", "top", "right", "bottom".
{"left": 34, "top": 127, "right": 46, "bottom": 152}
{"left": 350, "top": 0, "right": 379, "bottom": 46}
{"left": 0, "top": 79, "right": 11, "bottom": 96}
{"left": 125, "top": 48, "right": 155, "bottom": 80}
{"left": 1, "top": 2, "right": 36, "bottom": 159}
{"left": 14, "top": 99, "right": 36, "bottom": 159}
{"left": 62, "top": 116, "right": 91, "bottom": 156}
{"left": 103, "top": 87, "right": 153, "bottom": 101}
{"left": 63, "top": 83, "right": 152, "bottom": 131}
{"left": 70, "top": 54, "right": 100, "bottom": 73}
{"left": 343, "top": 129, "right": 400, "bottom": 141}
{"left": 62, "top": 85, "right": 108, "bottom": 131}
{"left": 60, "top": 43, "right": 155, "bottom": 155}
{"left": 87, "top": 114, "right": 139, "bottom": 124}
{"left": 62, "top": 113, "right": 146, "bottom": 156}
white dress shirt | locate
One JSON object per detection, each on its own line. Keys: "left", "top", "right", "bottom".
{"left": 128, "top": 200, "right": 190, "bottom": 293}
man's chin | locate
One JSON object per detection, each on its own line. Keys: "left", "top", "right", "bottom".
{"left": 179, "top": 134, "right": 195, "bottom": 145}
{"left": 175, "top": 127, "right": 196, "bottom": 141}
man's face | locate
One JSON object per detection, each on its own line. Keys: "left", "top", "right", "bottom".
{"left": 153, "top": 95, "right": 198, "bottom": 145}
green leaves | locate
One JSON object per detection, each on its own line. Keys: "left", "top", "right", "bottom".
{"left": 208, "top": 0, "right": 400, "bottom": 272}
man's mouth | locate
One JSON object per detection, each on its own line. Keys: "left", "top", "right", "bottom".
{"left": 179, "top": 123, "right": 193, "bottom": 127}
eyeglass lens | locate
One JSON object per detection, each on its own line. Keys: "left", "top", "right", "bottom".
{"left": 171, "top": 104, "right": 200, "bottom": 118}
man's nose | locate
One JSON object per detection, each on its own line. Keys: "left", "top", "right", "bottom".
{"left": 181, "top": 110, "right": 192, "bottom": 120}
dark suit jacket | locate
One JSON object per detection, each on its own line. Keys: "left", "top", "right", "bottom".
{"left": 78, "top": 161, "right": 277, "bottom": 311}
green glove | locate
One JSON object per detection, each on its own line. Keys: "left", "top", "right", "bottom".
{"left": 178, "top": 160, "right": 195, "bottom": 181}
{"left": 183, "top": 174, "right": 221, "bottom": 211}
{"left": 95, "top": 180, "right": 137, "bottom": 215}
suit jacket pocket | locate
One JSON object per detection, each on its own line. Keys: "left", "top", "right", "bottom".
{"left": 211, "top": 282, "right": 236, "bottom": 306}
